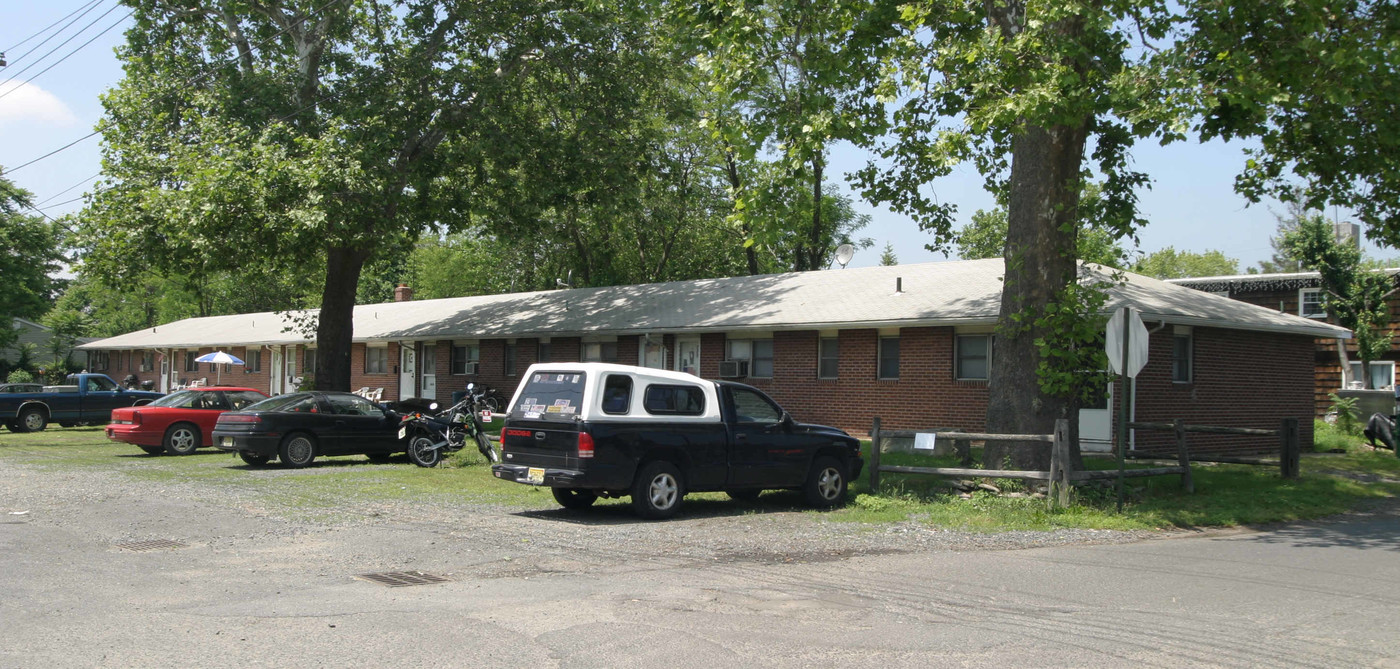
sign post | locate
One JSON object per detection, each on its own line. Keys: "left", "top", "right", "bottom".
{"left": 1106, "top": 307, "right": 1149, "bottom": 512}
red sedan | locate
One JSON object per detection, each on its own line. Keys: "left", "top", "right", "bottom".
{"left": 107, "top": 387, "right": 269, "bottom": 456}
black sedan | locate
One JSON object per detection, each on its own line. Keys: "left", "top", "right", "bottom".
{"left": 212, "top": 391, "right": 403, "bottom": 467}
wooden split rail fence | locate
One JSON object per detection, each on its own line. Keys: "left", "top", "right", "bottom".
{"left": 868, "top": 416, "right": 1302, "bottom": 510}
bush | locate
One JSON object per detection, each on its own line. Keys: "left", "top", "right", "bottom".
{"left": 6, "top": 369, "right": 34, "bottom": 384}
{"left": 1314, "top": 419, "right": 1358, "bottom": 453}
{"left": 1329, "top": 392, "right": 1363, "bottom": 436}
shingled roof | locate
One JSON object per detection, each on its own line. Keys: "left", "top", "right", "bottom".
{"left": 79, "top": 259, "right": 1350, "bottom": 350}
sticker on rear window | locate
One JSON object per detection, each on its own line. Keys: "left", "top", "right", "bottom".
{"left": 546, "top": 406, "right": 563, "bottom": 413}
{"left": 561, "top": 406, "right": 577, "bottom": 414}
{"left": 552, "top": 399, "right": 571, "bottom": 407}
{"left": 572, "top": 375, "right": 580, "bottom": 383}
{"left": 524, "top": 412, "right": 541, "bottom": 419}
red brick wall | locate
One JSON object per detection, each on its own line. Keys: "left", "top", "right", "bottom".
{"left": 1130, "top": 327, "right": 1315, "bottom": 455}
{"left": 106, "top": 322, "right": 1316, "bottom": 452}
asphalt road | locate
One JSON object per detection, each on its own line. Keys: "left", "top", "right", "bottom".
{"left": 2, "top": 473, "right": 1398, "bottom": 668}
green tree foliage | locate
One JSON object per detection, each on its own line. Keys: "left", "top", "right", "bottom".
{"left": 955, "top": 185, "right": 1128, "bottom": 268}
{"left": 79, "top": 0, "right": 678, "bottom": 391}
{"left": 0, "top": 176, "right": 65, "bottom": 350}
{"left": 879, "top": 242, "right": 897, "bottom": 266}
{"left": 1283, "top": 214, "right": 1396, "bottom": 389}
{"left": 1132, "top": 248, "right": 1240, "bottom": 279}
{"left": 695, "top": 0, "right": 1394, "bottom": 469}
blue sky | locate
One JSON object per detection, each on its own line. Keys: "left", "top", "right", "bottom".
{"left": 1, "top": 2, "right": 1384, "bottom": 273}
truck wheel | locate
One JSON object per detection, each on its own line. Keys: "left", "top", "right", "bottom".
{"left": 279, "top": 433, "right": 317, "bottom": 468}
{"left": 239, "top": 451, "right": 272, "bottom": 467}
{"left": 17, "top": 407, "right": 47, "bottom": 433}
{"left": 163, "top": 423, "right": 201, "bottom": 455}
{"left": 631, "top": 461, "right": 684, "bottom": 520}
{"left": 407, "top": 433, "right": 442, "bottom": 468}
{"left": 552, "top": 488, "right": 598, "bottom": 510}
{"left": 803, "top": 456, "right": 848, "bottom": 508}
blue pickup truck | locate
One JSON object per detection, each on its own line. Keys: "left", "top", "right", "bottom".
{"left": 0, "top": 373, "right": 164, "bottom": 433}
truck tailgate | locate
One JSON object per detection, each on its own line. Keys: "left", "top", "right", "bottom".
{"left": 500, "top": 421, "right": 582, "bottom": 468}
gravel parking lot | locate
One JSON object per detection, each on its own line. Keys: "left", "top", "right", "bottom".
{"left": 4, "top": 440, "right": 1396, "bottom": 668}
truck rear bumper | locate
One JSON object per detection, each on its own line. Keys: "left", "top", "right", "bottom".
{"left": 492, "top": 464, "right": 594, "bottom": 488}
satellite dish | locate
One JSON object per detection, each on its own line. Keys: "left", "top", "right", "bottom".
{"left": 834, "top": 244, "right": 855, "bottom": 269}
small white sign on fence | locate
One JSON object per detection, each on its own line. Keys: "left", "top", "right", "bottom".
{"left": 914, "top": 432, "right": 937, "bottom": 450}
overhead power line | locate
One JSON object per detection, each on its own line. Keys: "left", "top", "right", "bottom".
{"left": 2, "top": 0, "right": 351, "bottom": 177}
{"left": 1, "top": 0, "right": 105, "bottom": 69}
{"left": 0, "top": 2, "right": 121, "bottom": 85}
{"left": 34, "top": 171, "right": 102, "bottom": 207}
{"left": 0, "top": 10, "right": 133, "bottom": 102}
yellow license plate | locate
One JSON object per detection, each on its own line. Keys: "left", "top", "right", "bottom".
{"left": 525, "top": 468, "right": 545, "bottom": 485}
{"left": 220, "top": 436, "right": 233, "bottom": 447}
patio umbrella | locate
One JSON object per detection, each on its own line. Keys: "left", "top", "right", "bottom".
{"left": 194, "top": 351, "right": 245, "bottom": 384}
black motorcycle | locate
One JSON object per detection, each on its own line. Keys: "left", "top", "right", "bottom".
{"left": 398, "top": 384, "right": 500, "bottom": 467}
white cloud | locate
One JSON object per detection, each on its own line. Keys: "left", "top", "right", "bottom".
{"left": 0, "top": 81, "right": 79, "bottom": 126}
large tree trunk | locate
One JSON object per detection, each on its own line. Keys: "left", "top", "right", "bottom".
{"left": 983, "top": 120, "right": 1088, "bottom": 471}
{"left": 314, "top": 245, "right": 369, "bottom": 392}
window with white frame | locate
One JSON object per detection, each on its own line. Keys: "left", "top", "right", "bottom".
{"left": 1172, "top": 329, "right": 1193, "bottom": 383}
{"left": 1347, "top": 361, "right": 1395, "bottom": 390}
{"left": 726, "top": 338, "right": 774, "bottom": 378}
{"left": 504, "top": 342, "right": 517, "bottom": 376}
{"left": 451, "top": 342, "right": 479, "bottom": 374}
{"left": 90, "top": 351, "right": 110, "bottom": 371}
{"left": 141, "top": 351, "right": 153, "bottom": 372}
{"left": 955, "top": 335, "right": 991, "bottom": 380}
{"left": 246, "top": 349, "right": 262, "bottom": 373}
{"left": 365, "top": 346, "right": 389, "bottom": 374}
{"left": 818, "top": 337, "right": 839, "bottom": 379}
{"left": 184, "top": 351, "right": 199, "bottom": 372}
{"left": 583, "top": 341, "right": 618, "bottom": 363}
{"left": 1300, "top": 288, "right": 1326, "bottom": 318}
{"left": 877, "top": 337, "right": 900, "bottom": 380}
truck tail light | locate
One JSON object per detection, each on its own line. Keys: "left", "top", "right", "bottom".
{"left": 577, "top": 432, "right": 594, "bottom": 459}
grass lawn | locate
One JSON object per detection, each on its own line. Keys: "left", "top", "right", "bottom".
{"left": 1, "top": 421, "right": 1396, "bottom": 532}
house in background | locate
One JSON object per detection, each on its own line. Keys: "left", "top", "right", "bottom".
{"left": 78, "top": 259, "right": 1348, "bottom": 454}
{"left": 1169, "top": 269, "right": 1400, "bottom": 417}
{"left": 0, "top": 318, "right": 90, "bottom": 371}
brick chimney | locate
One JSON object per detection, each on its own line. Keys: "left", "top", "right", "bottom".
{"left": 393, "top": 284, "right": 413, "bottom": 302}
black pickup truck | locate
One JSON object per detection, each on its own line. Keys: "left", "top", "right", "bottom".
{"left": 492, "top": 363, "right": 863, "bottom": 519}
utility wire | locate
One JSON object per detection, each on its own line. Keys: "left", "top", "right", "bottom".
{"left": 0, "top": 2, "right": 121, "bottom": 85}
{"left": 2, "top": 0, "right": 351, "bottom": 177}
{"left": 1, "top": 0, "right": 104, "bottom": 68}
{"left": 33, "top": 171, "right": 101, "bottom": 207}
{"left": 0, "top": 10, "right": 133, "bottom": 101}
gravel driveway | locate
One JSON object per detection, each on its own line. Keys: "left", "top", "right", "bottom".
{"left": 7, "top": 452, "right": 1393, "bottom": 667}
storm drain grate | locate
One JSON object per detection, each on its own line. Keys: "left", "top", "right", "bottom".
{"left": 355, "top": 571, "right": 451, "bottom": 588}
{"left": 115, "top": 539, "right": 188, "bottom": 552}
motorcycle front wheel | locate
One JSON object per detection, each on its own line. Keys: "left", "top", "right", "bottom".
{"left": 475, "top": 431, "right": 500, "bottom": 464}
{"left": 407, "top": 433, "right": 443, "bottom": 468}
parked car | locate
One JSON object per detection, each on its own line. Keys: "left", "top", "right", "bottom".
{"left": 106, "top": 386, "right": 269, "bottom": 456}
{"left": 0, "top": 373, "right": 164, "bottom": 432}
{"left": 0, "top": 383, "right": 42, "bottom": 394}
{"left": 492, "top": 363, "right": 864, "bottom": 519}
{"left": 212, "top": 391, "right": 404, "bottom": 467}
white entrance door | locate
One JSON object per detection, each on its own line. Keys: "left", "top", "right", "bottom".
{"left": 160, "top": 358, "right": 170, "bottom": 393}
{"left": 675, "top": 337, "right": 700, "bottom": 376}
{"left": 640, "top": 336, "right": 667, "bottom": 369}
{"left": 1079, "top": 381, "right": 1112, "bottom": 453}
{"left": 284, "top": 346, "right": 297, "bottom": 392}
{"left": 1079, "top": 381, "right": 1136, "bottom": 452}
{"left": 420, "top": 343, "right": 437, "bottom": 401}
{"left": 399, "top": 344, "right": 417, "bottom": 400}
{"left": 270, "top": 347, "right": 283, "bottom": 395}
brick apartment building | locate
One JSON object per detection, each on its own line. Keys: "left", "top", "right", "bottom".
{"left": 80, "top": 259, "right": 1348, "bottom": 453}
{"left": 1169, "top": 269, "right": 1400, "bottom": 418}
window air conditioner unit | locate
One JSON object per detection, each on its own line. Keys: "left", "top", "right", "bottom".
{"left": 718, "top": 360, "right": 749, "bottom": 378}
{"left": 464, "top": 361, "right": 479, "bottom": 375}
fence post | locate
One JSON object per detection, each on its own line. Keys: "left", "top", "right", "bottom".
{"left": 956, "top": 436, "right": 972, "bottom": 467}
{"left": 869, "top": 417, "right": 882, "bottom": 493}
{"left": 1050, "top": 419, "right": 1071, "bottom": 510}
{"left": 1280, "top": 417, "right": 1300, "bottom": 479}
{"left": 1174, "top": 417, "right": 1194, "bottom": 493}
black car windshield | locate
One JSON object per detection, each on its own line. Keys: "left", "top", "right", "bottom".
{"left": 244, "top": 393, "right": 317, "bottom": 413}
{"left": 512, "top": 371, "right": 586, "bottom": 420}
